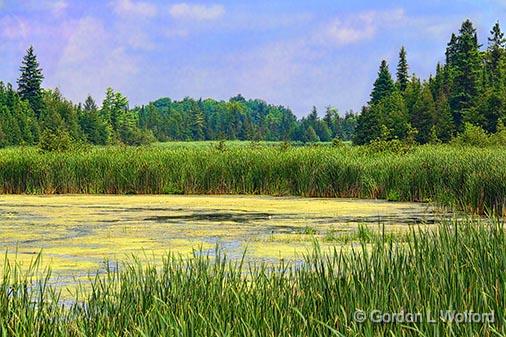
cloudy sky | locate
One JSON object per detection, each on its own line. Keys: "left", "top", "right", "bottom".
{"left": 0, "top": 0, "right": 504, "bottom": 116}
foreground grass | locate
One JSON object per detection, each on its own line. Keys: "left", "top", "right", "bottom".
{"left": 1, "top": 219, "right": 505, "bottom": 336}
{"left": 0, "top": 144, "right": 504, "bottom": 213}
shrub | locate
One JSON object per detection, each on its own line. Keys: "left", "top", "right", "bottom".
{"left": 452, "top": 123, "right": 491, "bottom": 147}
{"left": 38, "top": 127, "right": 73, "bottom": 152}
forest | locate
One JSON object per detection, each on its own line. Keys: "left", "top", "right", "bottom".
{"left": 0, "top": 19, "right": 505, "bottom": 149}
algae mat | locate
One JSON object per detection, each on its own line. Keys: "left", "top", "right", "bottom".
{"left": 0, "top": 195, "right": 436, "bottom": 281}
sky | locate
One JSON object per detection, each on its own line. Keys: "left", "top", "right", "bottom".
{"left": 0, "top": 0, "right": 504, "bottom": 117}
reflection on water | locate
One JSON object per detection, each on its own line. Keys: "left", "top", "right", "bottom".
{"left": 0, "top": 195, "right": 439, "bottom": 282}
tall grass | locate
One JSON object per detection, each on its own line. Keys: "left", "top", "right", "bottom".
{"left": 0, "top": 144, "right": 505, "bottom": 213}
{"left": 1, "top": 219, "right": 505, "bottom": 336}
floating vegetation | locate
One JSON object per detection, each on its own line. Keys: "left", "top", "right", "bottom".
{"left": 0, "top": 219, "right": 504, "bottom": 336}
{"left": 0, "top": 195, "right": 436, "bottom": 280}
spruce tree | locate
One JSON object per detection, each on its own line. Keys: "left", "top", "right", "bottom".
{"left": 396, "top": 47, "right": 409, "bottom": 92}
{"left": 17, "top": 46, "right": 44, "bottom": 117}
{"left": 445, "top": 33, "right": 458, "bottom": 66}
{"left": 486, "top": 21, "right": 505, "bottom": 87}
{"left": 411, "top": 85, "right": 436, "bottom": 143}
{"left": 450, "top": 20, "right": 483, "bottom": 131}
{"left": 353, "top": 106, "right": 382, "bottom": 144}
{"left": 434, "top": 92, "right": 455, "bottom": 142}
{"left": 191, "top": 100, "right": 205, "bottom": 140}
{"left": 370, "top": 60, "right": 396, "bottom": 104}
{"left": 323, "top": 106, "right": 338, "bottom": 137}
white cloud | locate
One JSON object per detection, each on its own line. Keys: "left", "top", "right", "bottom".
{"left": 52, "top": 17, "right": 138, "bottom": 103}
{"left": 112, "top": 0, "right": 157, "bottom": 18}
{"left": 322, "top": 9, "right": 406, "bottom": 46}
{"left": 169, "top": 3, "right": 225, "bottom": 21}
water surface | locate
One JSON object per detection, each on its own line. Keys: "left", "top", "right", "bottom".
{"left": 0, "top": 195, "right": 436, "bottom": 281}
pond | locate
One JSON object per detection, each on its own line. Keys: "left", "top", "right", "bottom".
{"left": 0, "top": 195, "right": 438, "bottom": 283}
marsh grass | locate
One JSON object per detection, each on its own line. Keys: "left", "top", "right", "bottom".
{"left": 0, "top": 144, "right": 504, "bottom": 214}
{"left": 0, "top": 219, "right": 505, "bottom": 336}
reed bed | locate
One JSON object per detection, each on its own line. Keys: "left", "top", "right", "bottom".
{"left": 1, "top": 219, "right": 504, "bottom": 336}
{"left": 0, "top": 144, "right": 504, "bottom": 213}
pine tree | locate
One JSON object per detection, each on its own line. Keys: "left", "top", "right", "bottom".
{"left": 323, "top": 106, "right": 338, "bottom": 137}
{"left": 411, "top": 85, "right": 436, "bottom": 143}
{"left": 191, "top": 100, "right": 205, "bottom": 140}
{"left": 396, "top": 47, "right": 409, "bottom": 92}
{"left": 486, "top": 21, "right": 505, "bottom": 87}
{"left": 445, "top": 33, "right": 458, "bottom": 66}
{"left": 370, "top": 60, "right": 396, "bottom": 104}
{"left": 80, "top": 95, "right": 110, "bottom": 144}
{"left": 353, "top": 106, "right": 382, "bottom": 144}
{"left": 450, "top": 20, "right": 483, "bottom": 131}
{"left": 379, "top": 91, "right": 410, "bottom": 140}
{"left": 404, "top": 75, "right": 422, "bottom": 118}
{"left": 17, "top": 46, "right": 44, "bottom": 117}
{"left": 434, "top": 92, "right": 455, "bottom": 142}
{"left": 304, "top": 125, "right": 319, "bottom": 143}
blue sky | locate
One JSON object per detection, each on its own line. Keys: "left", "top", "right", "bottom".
{"left": 0, "top": 0, "right": 504, "bottom": 116}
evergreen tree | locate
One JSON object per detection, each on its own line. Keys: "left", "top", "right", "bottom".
{"left": 434, "top": 92, "right": 455, "bottom": 142}
{"left": 404, "top": 76, "right": 422, "bottom": 118}
{"left": 379, "top": 91, "right": 410, "bottom": 140}
{"left": 323, "top": 106, "right": 338, "bottom": 136}
{"left": 17, "top": 46, "right": 44, "bottom": 117}
{"left": 191, "top": 100, "right": 205, "bottom": 140}
{"left": 445, "top": 33, "right": 459, "bottom": 66}
{"left": 486, "top": 21, "right": 506, "bottom": 86}
{"left": 353, "top": 106, "right": 382, "bottom": 144}
{"left": 450, "top": 20, "right": 483, "bottom": 131}
{"left": 370, "top": 60, "right": 396, "bottom": 104}
{"left": 304, "top": 126, "right": 319, "bottom": 143}
{"left": 396, "top": 47, "right": 409, "bottom": 92}
{"left": 411, "top": 85, "right": 436, "bottom": 143}
{"left": 80, "top": 95, "right": 110, "bottom": 144}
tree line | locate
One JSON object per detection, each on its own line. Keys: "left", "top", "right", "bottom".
{"left": 1, "top": 19, "right": 504, "bottom": 149}
{"left": 354, "top": 20, "right": 506, "bottom": 145}
{"left": 0, "top": 47, "right": 356, "bottom": 149}
{"left": 136, "top": 96, "right": 356, "bottom": 142}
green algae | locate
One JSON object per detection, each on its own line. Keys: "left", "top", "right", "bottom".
{"left": 0, "top": 195, "right": 436, "bottom": 281}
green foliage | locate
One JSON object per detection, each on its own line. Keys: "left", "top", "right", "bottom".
{"left": 38, "top": 127, "right": 72, "bottom": 152}
{"left": 303, "top": 125, "right": 319, "bottom": 143}
{"left": 137, "top": 96, "right": 299, "bottom": 142}
{"left": 354, "top": 91, "right": 409, "bottom": 144}
{"left": 5, "top": 21, "right": 506, "bottom": 149}
{"left": 491, "top": 120, "right": 506, "bottom": 145}
{"left": 452, "top": 122, "right": 491, "bottom": 147}
{"left": 411, "top": 85, "right": 436, "bottom": 143}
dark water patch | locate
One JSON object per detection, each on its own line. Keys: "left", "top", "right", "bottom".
{"left": 311, "top": 214, "right": 438, "bottom": 225}
{"left": 144, "top": 212, "right": 278, "bottom": 224}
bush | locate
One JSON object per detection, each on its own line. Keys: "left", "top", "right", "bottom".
{"left": 452, "top": 123, "right": 491, "bottom": 147}
{"left": 38, "top": 127, "right": 73, "bottom": 152}
{"left": 331, "top": 137, "right": 345, "bottom": 147}
{"left": 119, "top": 127, "right": 156, "bottom": 146}
{"left": 490, "top": 121, "right": 506, "bottom": 146}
